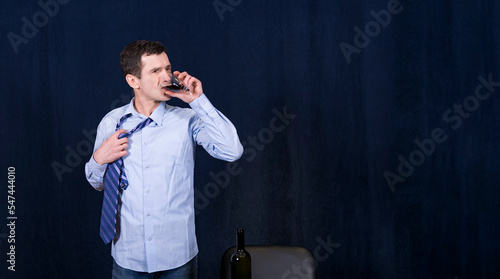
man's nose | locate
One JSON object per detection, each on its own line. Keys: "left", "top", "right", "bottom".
{"left": 160, "top": 70, "right": 171, "bottom": 83}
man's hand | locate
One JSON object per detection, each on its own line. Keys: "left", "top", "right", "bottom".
{"left": 165, "top": 71, "right": 203, "bottom": 103}
{"left": 93, "top": 129, "right": 129, "bottom": 165}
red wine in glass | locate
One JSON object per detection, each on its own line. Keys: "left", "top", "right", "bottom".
{"left": 164, "top": 75, "right": 189, "bottom": 93}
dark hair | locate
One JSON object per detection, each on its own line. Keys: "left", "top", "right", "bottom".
{"left": 120, "top": 40, "right": 166, "bottom": 78}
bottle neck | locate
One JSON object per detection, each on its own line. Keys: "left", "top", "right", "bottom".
{"left": 236, "top": 229, "right": 245, "bottom": 251}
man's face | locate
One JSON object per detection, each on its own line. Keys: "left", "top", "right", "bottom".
{"left": 136, "top": 52, "right": 173, "bottom": 102}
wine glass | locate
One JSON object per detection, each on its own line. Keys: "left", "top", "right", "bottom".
{"left": 164, "top": 74, "right": 190, "bottom": 93}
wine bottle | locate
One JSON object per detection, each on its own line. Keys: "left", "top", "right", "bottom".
{"left": 230, "top": 228, "right": 251, "bottom": 279}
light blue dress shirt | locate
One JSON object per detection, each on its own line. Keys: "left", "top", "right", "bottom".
{"left": 85, "top": 94, "right": 243, "bottom": 272}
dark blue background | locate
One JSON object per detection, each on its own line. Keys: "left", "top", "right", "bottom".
{"left": 1, "top": 0, "right": 499, "bottom": 278}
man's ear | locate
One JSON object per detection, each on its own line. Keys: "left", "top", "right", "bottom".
{"left": 125, "top": 74, "right": 140, "bottom": 89}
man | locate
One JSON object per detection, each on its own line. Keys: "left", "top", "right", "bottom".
{"left": 85, "top": 40, "right": 243, "bottom": 278}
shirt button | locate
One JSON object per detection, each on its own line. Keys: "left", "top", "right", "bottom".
{"left": 148, "top": 237, "right": 152, "bottom": 241}
{"left": 145, "top": 165, "right": 150, "bottom": 169}
{"left": 144, "top": 142, "right": 148, "bottom": 145}
{"left": 147, "top": 213, "right": 151, "bottom": 217}
{"left": 145, "top": 189, "right": 150, "bottom": 193}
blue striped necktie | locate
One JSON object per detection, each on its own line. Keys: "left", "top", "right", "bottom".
{"left": 99, "top": 114, "right": 153, "bottom": 244}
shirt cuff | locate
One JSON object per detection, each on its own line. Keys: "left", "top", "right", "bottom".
{"left": 88, "top": 155, "right": 108, "bottom": 174}
{"left": 189, "top": 93, "right": 218, "bottom": 117}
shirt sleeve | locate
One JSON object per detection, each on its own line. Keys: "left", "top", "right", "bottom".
{"left": 189, "top": 94, "right": 243, "bottom": 162}
{"left": 84, "top": 117, "right": 114, "bottom": 191}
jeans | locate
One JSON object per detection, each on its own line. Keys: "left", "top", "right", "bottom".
{"left": 112, "top": 256, "right": 198, "bottom": 279}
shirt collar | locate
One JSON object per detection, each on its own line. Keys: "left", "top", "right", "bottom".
{"left": 123, "top": 97, "right": 166, "bottom": 126}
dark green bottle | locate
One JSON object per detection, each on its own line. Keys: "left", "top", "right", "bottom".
{"left": 230, "top": 228, "right": 251, "bottom": 279}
